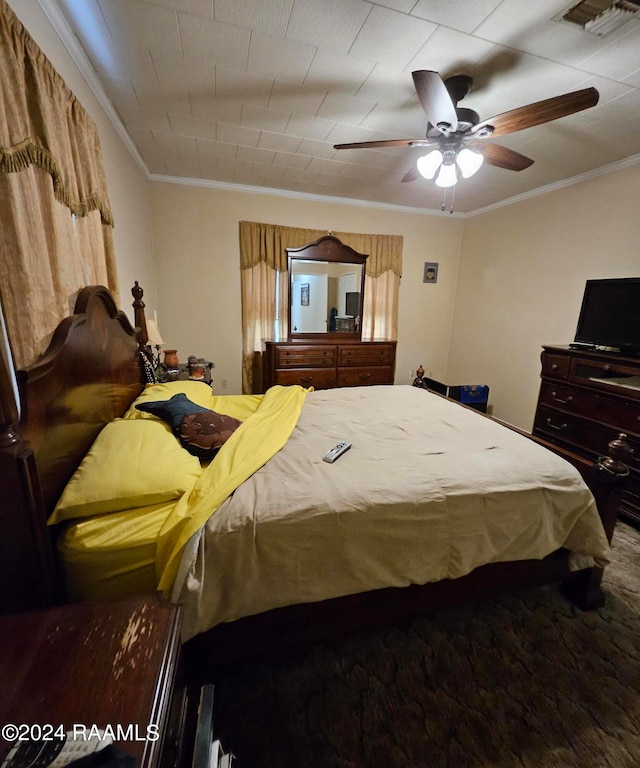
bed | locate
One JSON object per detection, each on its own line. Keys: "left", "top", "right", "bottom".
{"left": 0, "top": 284, "right": 630, "bottom": 677}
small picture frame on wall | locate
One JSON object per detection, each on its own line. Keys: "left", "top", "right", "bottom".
{"left": 300, "top": 283, "right": 310, "bottom": 305}
{"left": 423, "top": 262, "right": 438, "bottom": 283}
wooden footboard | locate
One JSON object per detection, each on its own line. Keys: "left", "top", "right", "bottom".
{"left": 183, "top": 433, "right": 630, "bottom": 680}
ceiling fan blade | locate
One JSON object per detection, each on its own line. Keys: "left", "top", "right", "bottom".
{"left": 412, "top": 70, "right": 458, "bottom": 133}
{"left": 334, "top": 138, "right": 429, "bottom": 150}
{"left": 475, "top": 143, "right": 535, "bottom": 171}
{"left": 469, "top": 87, "right": 599, "bottom": 139}
{"left": 401, "top": 166, "right": 422, "bottom": 183}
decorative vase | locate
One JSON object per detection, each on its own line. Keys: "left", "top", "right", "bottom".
{"left": 163, "top": 349, "right": 179, "bottom": 368}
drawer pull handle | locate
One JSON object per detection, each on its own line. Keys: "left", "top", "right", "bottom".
{"left": 358, "top": 373, "right": 371, "bottom": 380}
{"left": 300, "top": 376, "right": 313, "bottom": 383}
{"left": 546, "top": 417, "right": 567, "bottom": 431}
{"left": 551, "top": 364, "right": 558, "bottom": 371}
{"left": 551, "top": 391, "right": 573, "bottom": 405}
{"left": 604, "top": 364, "right": 611, "bottom": 371}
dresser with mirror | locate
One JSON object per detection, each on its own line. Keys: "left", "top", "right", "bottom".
{"left": 262, "top": 235, "right": 397, "bottom": 391}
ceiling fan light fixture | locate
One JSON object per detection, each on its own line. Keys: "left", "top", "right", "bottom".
{"left": 435, "top": 161, "right": 457, "bottom": 188}
{"left": 416, "top": 149, "right": 443, "bottom": 179}
{"left": 456, "top": 147, "right": 484, "bottom": 178}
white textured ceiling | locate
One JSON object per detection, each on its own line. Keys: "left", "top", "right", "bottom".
{"left": 46, "top": 0, "right": 640, "bottom": 214}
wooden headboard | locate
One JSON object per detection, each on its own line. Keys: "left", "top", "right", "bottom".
{"left": 0, "top": 285, "right": 146, "bottom": 613}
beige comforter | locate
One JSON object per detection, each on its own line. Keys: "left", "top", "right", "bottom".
{"left": 172, "top": 385, "right": 609, "bottom": 641}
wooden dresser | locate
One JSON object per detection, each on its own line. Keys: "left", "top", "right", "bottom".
{"left": 0, "top": 594, "right": 218, "bottom": 768}
{"left": 263, "top": 340, "right": 396, "bottom": 390}
{"left": 532, "top": 345, "right": 640, "bottom": 526}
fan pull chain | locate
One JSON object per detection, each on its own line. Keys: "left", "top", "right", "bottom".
{"left": 439, "top": 186, "right": 456, "bottom": 214}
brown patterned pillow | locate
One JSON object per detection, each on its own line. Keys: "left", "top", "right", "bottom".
{"left": 136, "top": 393, "right": 242, "bottom": 457}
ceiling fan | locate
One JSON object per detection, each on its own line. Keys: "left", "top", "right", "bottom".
{"left": 334, "top": 71, "right": 600, "bottom": 188}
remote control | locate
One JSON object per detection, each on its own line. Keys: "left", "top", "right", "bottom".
{"left": 323, "top": 440, "right": 352, "bottom": 463}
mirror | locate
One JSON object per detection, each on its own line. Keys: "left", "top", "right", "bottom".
{"left": 286, "top": 236, "right": 368, "bottom": 340}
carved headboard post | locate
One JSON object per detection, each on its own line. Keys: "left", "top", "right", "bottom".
{"left": 131, "top": 280, "right": 149, "bottom": 347}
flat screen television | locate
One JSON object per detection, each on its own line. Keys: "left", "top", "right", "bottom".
{"left": 573, "top": 277, "right": 640, "bottom": 354}
{"left": 345, "top": 291, "right": 360, "bottom": 317}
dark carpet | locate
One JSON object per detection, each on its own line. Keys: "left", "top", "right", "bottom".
{"left": 214, "top": 523, "right": 640, "bottom": 768}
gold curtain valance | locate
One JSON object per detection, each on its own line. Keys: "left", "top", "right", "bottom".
{"left": 239, "top": 221, "right": 403, "bottom": 279}
{"left": 0, "top": 0, "right": 114, "bottom": 226}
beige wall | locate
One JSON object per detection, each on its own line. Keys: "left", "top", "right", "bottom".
{"left": 7, "top": 0, "right": 158, "bottom": 326}
{"left": 149, "top": 181, "right": 464, "bottom": 394}
{"left": 447, "top": 162, "right": 640, "bottom": 431}
{"left": 11, "top": 0, "right": 640, "bottom": 423}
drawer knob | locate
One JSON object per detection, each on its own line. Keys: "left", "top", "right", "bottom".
{"left": 551, "top": 391, "right": 573, "bottom": 405}
{"left": 546, "top": 417, "right": 567, "bottom": 431}
{"left": 551, "top": 364, "right": 558, "bottom": 371}
{"left": 604, "top": 364, "right": 611, "bottom": 371}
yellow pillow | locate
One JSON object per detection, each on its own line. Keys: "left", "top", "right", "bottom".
{"left": 49, "top": 419, "right": 202, "bottom": 524}
{"left": 123, "top": 380, "right": 215, "bottom": 418}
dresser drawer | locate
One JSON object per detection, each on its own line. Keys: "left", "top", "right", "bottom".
{"left": 263, "top": 340, "right": 395, "bottom": 392}
{"left": 274, "top": 367, "right": 337, "bottom": 388}
{"left": 541, "top": 352, "right": 570, "bottom": 380}
{"left": 570, "top": 357, "right": 640, "bottom": 398}
{"left": 339, "top": 343, "right": 395, "bottom": 367}
{"left": 534, "top": 405, "right": 640, "bottom": 472}
{"left": 337, "top": 366, "right": 394, "bottom": 387}
{"left": 276, "top": 345, "right": 336, "bottom": 367}
{"left": 538, "top": 381, "right": 640, "bottom": 435}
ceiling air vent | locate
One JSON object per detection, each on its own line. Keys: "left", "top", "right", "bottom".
{"left": 560, "top": 0, "right": 640, "bottom": 35}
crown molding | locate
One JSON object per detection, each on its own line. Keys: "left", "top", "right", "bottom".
{"left": 467, "top": 152, "right": 640, "bottom": 217}
{"left": 148, "top": 173, "right": 466, "bottom": 218}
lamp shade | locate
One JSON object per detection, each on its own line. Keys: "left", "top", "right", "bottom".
{"left": 456, "top": 147, "right": 484, "bottom": 178}
{"left": 416, "top": 149, "right": 443, "bottom": 180}
{"left": 145, "top": 318, "right": 164, "bottom": 346}
{"left": 435, "top": 162, "right": 457, "bottom": 188}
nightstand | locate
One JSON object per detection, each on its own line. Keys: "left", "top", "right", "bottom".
{"left": 0, "top": 594, "right": 210, "bottom": 768}
{"left": 158, "top": 360, "right": 214, "bottom": 386}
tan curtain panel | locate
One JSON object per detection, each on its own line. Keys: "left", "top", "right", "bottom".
{"left": 0, "top": 0, "right": 116, "bottom": 369}
{"left": 332, "top": 231, "right": 403, "bottom": 279}
{"left": 238, "top": 221, "right": 403, "bottom": 279}
{"left": 239, "top": 221, "right": 402, "bottom": 393}
{"left": 239, "top": 222, "right": 326, "bottom": 271}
